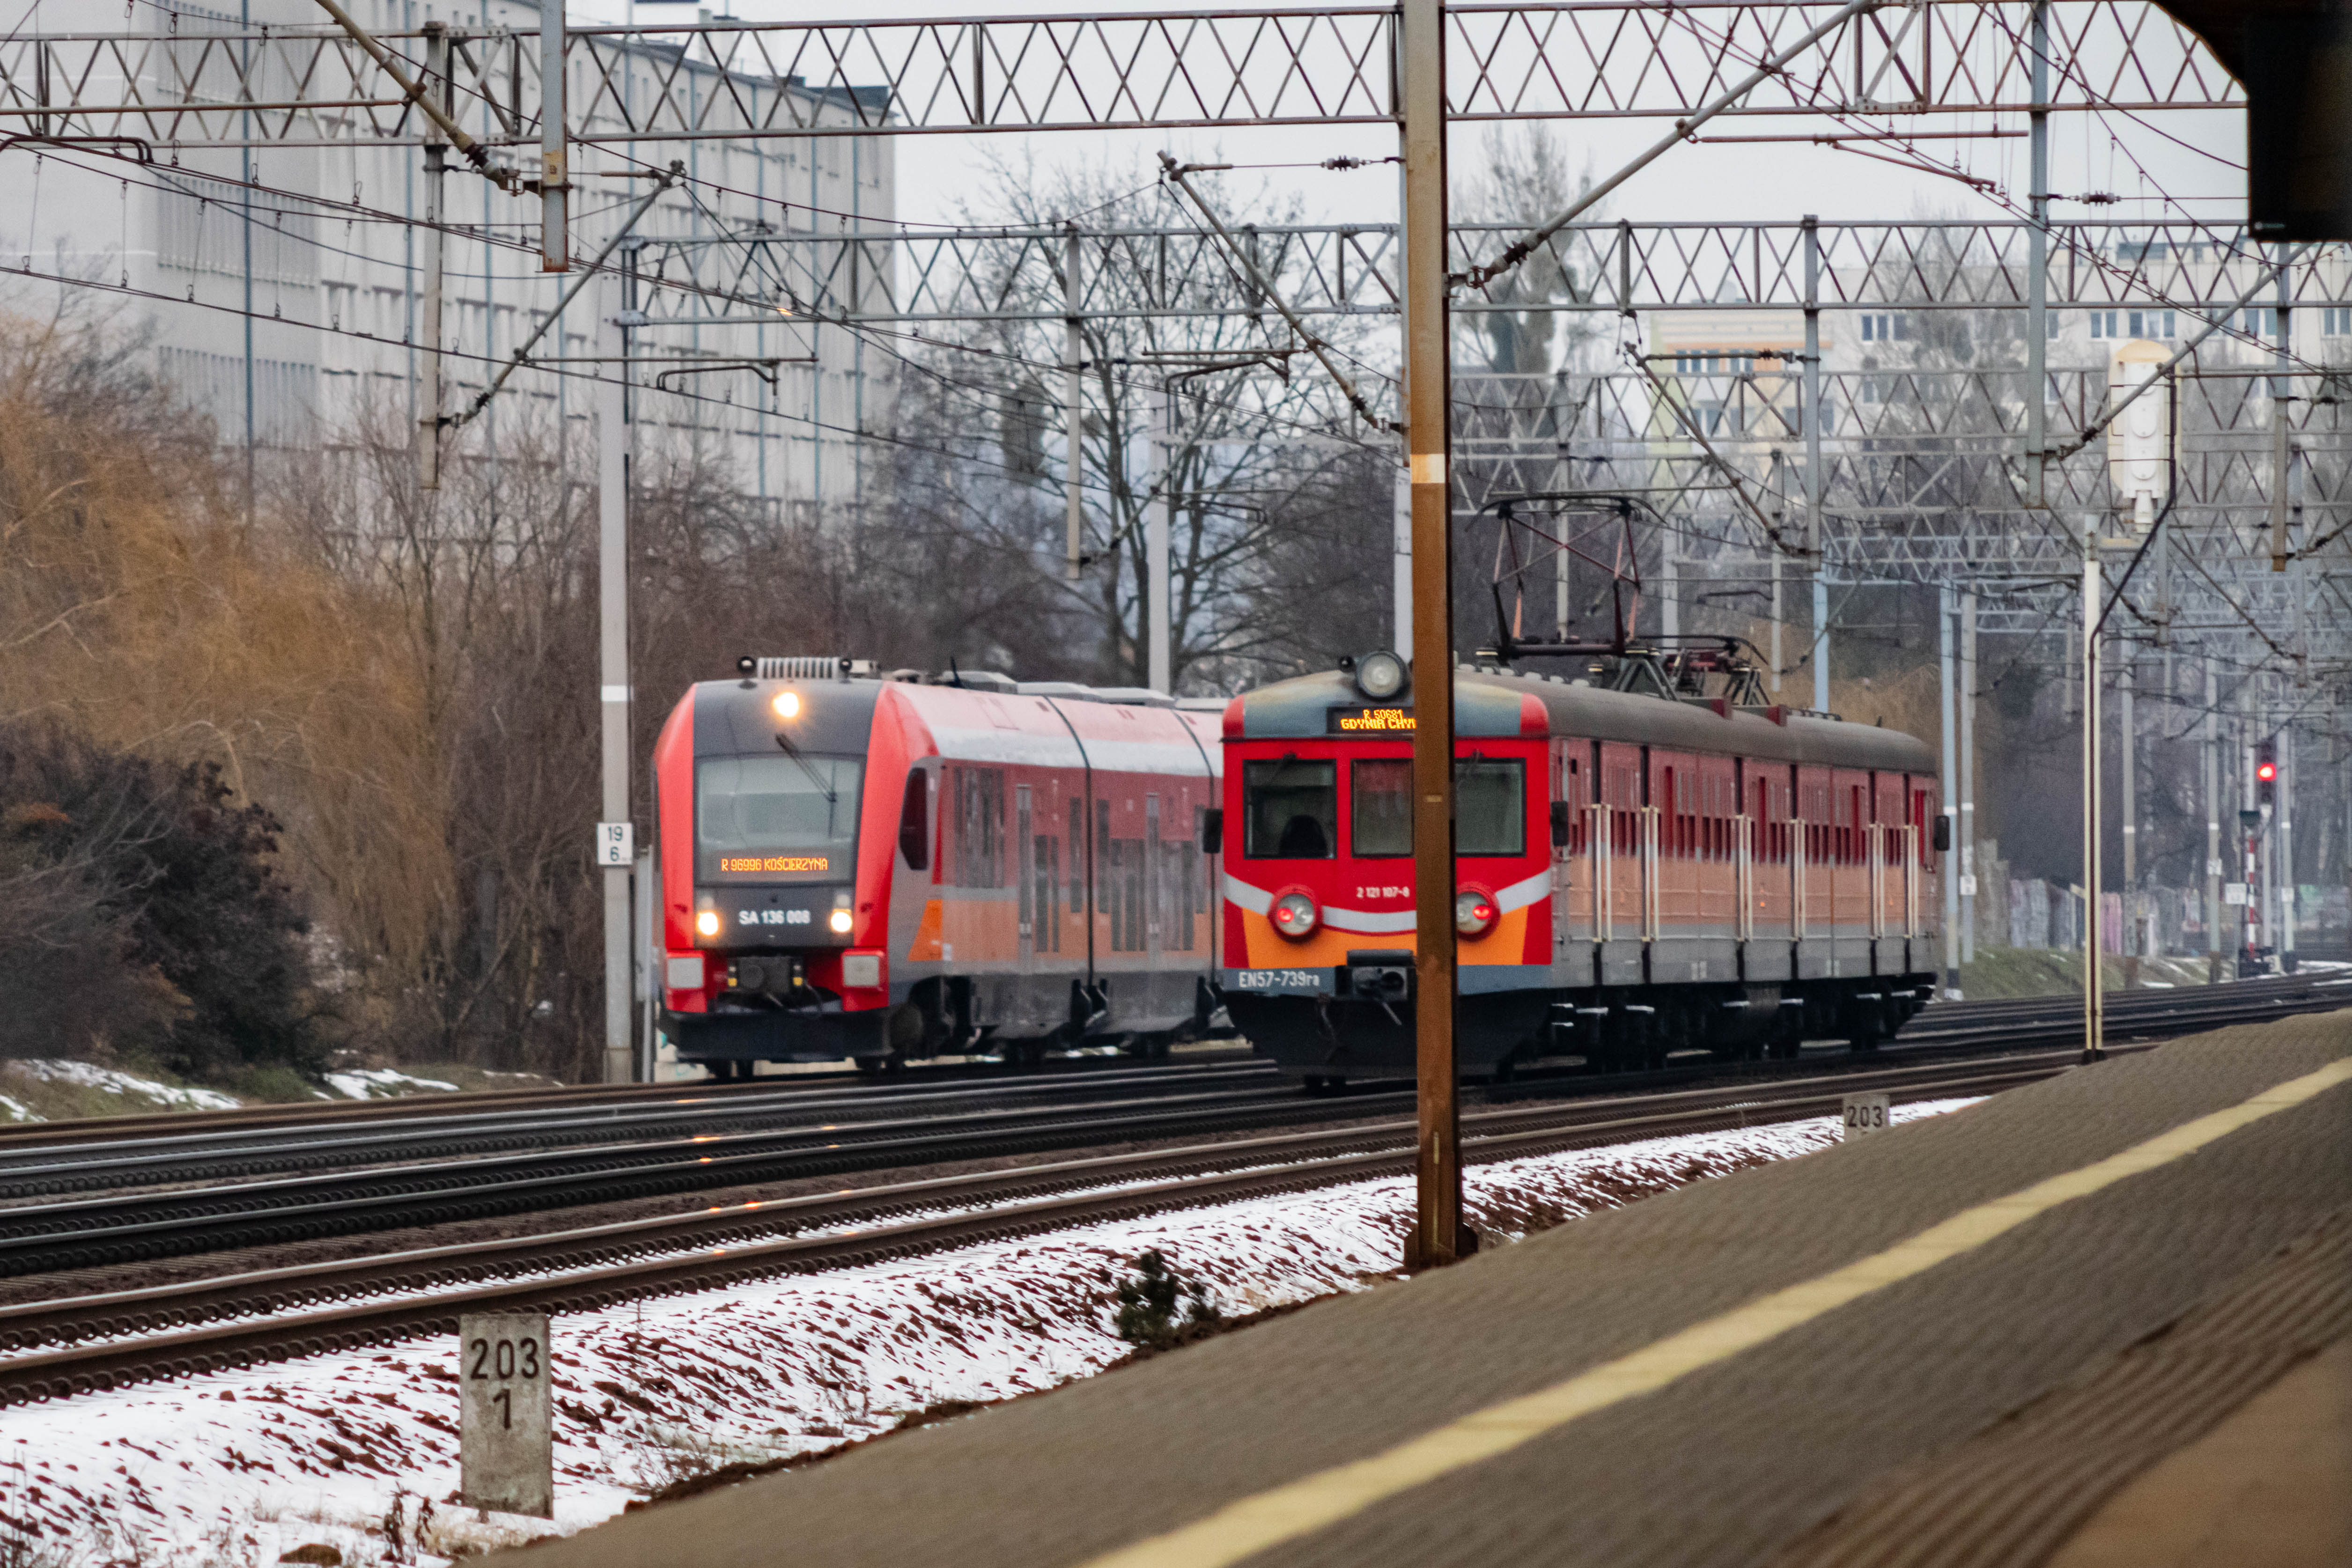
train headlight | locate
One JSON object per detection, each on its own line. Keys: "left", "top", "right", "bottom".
{"left": 828, "top": 908, "right": 855, "bottom": 935}
{"left": 772, "top": 690, "right": 802, "bottom": 720}
{"left": 1353, "top": 649, "right": 1408, "bottom": 701}
{"left": 1454, "top": 889, "right": 1499, "bottom": 938}
{"left": 1270, "top": 891, "right": 1320, "bottom": 940}
{"left": 696, "top": 910, "right": 722, "bottom": 938}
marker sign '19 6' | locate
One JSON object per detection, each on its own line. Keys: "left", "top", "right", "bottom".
{"left": 459, "top": 1312, "right": 553, "bottom": 1518}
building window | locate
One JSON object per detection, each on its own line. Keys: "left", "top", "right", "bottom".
{"left": 2089, "top": 310, "right": 2120, "bottom": 339}
{"left": 2243, "top": 307, "right": 2279, "bottom": 339}
{"left": 2322, "top": 307, "right": 2349, "bottom": 337}
{"left": 2127, "top": 309, "right": 2177, "bottom": 339}
{"left": 1859, "top": 313, "right": 1907, "bottom": 342}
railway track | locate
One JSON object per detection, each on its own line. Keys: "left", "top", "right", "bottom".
{"left": 0, "top": 973, "right": 2340, "bottom": 1407}
{"left": 0, "top": 1057, "right": 1283, "bottom": 1199}
{"left": 0, "top": 1049, "right": 2070, "bottom": 1407}
{"left": 0, "top": 973, "right": 2338, "bottom": 1281}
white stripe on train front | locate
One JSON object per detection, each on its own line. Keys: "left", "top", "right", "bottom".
{"left": 1221, "top": 869, "right": 1552, "bottom": 934}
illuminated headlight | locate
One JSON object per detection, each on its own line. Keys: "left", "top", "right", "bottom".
{"left": 695, "top": 910, "right": 722, "bottom": 938}
{"left": 1454, "top": 890, "right": 1499, "bottom": 938}
{"left": 772, "top": 690, "right": 802, "bottom": 720}
{"left": 828, "top": 908, "right": 854, "bottom": 935}
{"left": 1354, "top": 649, "right": 1408, "bottom": 701}
{"left": 1270, "top": 891, "right": 1320, "bottom": 940}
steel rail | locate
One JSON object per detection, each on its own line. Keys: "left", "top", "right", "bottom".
{"left": 0, "top": 1062, "right": 1283, "bottom": 1196}
{"left": 0, "top": 1048, "right": 1262, "bottom": 1151}
{"left": 0, "top": 1052, "right": 2070, "bottom": 1408}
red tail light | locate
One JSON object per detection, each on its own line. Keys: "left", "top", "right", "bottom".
{"left": 1270, "top": 891, "right": 1321, "bottom": 940}
{"left": 1454, "top": 890, "right": 1499, "bottom": 937}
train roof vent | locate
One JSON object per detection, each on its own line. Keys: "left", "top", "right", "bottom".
{"left": 1016, "top": 681, "right": 1102, "bottom": 702}
{"left": 1088, "top": 686, "right": 1178, "bottom": 708}
{"left": 1175, "top": 696, "right": 1230, "bottom": 712}
{"left": 753, "top": 656, "right": 877, "bottom": 681}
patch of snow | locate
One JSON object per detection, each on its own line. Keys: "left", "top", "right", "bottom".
{"left": 0, "top": 1094, "right": 41, "bottom": 1124}
{"left": 0, "top": 1097, "right": 1980, "bottom": 1565}
{"left": 5, "top": 1059, "right": 240, "bottom": 1112}
{"left": 324, "top": 1069, "right": 464, "bottom": 1100}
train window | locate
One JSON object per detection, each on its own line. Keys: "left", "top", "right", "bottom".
{"left": 1069, "top": 799, "right": 1086, "bottom": 914}
{"left": 1457, "top": 759, "right": 1525, "bottom": 856}
{"left": 1243, "top": 759, "right": 1336, "bottom": 858}
{"left": 898, "top": 769, "right": 930, "bottom": 869}
{"left": 1350, "top": 759, "right": 1412, "bottom": 858}
{"left": 697, "top": 754, "right": 863, "bottom": 875}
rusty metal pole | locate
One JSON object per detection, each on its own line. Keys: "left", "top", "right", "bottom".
{"left": 1400, "top": 0, "right": 1462, "bottom": 1270}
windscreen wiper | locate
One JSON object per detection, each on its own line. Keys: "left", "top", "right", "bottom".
{"left": 773, "top": 730, "right": 837, "bottom": 808}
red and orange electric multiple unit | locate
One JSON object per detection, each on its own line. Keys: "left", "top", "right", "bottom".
{"left": 1217, "top": 659, "right": 1943, "bottom": 1085}
{"left": 651, "top": 658, "right": 1225, "bottom": 1076}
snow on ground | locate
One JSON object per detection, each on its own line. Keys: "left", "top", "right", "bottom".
{"left": 0, "top": 1099, "right": 1979, "bottom": 1566}
{"left": 323, "top": 1069, "right": 464, "bottom": 1101}
{"left": 4, "top": 1060, "right": 241, "bottom": 1113}
{"left": 0, "top": 1093, "right": 40, "bottom": 1124}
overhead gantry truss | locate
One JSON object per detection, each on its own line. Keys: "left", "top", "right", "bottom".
{"left": 0, "top": 2, "right": 2236, "bottom": 149}
{"left": 616, "top": 221, "right": 2352, "bottom": 327}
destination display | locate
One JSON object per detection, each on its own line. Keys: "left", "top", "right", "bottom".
{"left": 1327, "top": 706, "right": 1416, "bottom": 734}
{"left": 719, "top": 854, "right": 832, "bottom": 873}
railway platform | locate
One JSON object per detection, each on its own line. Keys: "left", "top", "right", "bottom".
{"left": 509, "top": 1009, "right": 2352, "bottom": 1568}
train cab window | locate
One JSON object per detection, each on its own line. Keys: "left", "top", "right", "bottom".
{"left": 1350, "top": 759, "right": 1412, "bottom": 857}
{"left": 698, "top": 754, "right": 863, "bottom": 876}
{"left": 1456, "top": 758, "right": 1525, "bottom": 856}
{"left": 1243, "top": 758, "right": 1337, "bottom": 859}
{"left": 898, "top": 768, "right": 930, "bottom": 869}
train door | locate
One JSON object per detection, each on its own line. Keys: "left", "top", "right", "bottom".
{"left": 1795, "top": 764, "right": 1832, "bottom": 979}
{"left": 1873, "top": 772, "right": 1907, "bottom": 975}
{"left": 1552, "top": 741, "right": 1596, "bottom": 987}
{"left": 1647, "top": 749, "right": 1702, "bottom": 982}
{"left": 1904, "top": 774, "right": 1937, "bottom": 974}
{"left": 1694, "top": 753, "right": 1738, "bottom": 980}
{"left": 1145, "top": 793, "right": 1163, "bottom": 963}
{"left": 1596, "top": 741, "right": 1644, "bottom": 987}
{"left": 1017, "top": 784, "right": 1035, "bottom": 967}
{"left": 1744, "top": 767, "right": 1793, "bottom": 979}
{"left": 1830, "top": 771, "right": 1872, "bottom": 975}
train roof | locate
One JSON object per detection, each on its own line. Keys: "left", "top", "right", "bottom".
{"left": 1227, "top": 664, "right": 1937, "bottom": 774}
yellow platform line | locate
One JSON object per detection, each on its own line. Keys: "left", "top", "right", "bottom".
{"left": 1082, "top": 1056, "right": 2352, "bottom": 1568}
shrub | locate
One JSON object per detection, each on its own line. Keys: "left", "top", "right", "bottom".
{"left": 1113, "top": 1249, "right": 1222, "bottom": 1350}
{"left": 0, "top": 719, "right": 324, "bottom": 1077}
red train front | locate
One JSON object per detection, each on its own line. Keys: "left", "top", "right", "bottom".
{"left": 650, "top": 657, "right": 1226, "bottom": 1076}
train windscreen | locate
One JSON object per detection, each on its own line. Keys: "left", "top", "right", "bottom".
{"left": 1243, "top": 758, "right": 1335, "bottom": 858}
{"left": 697, "top": 754, "right": 863, "bottom": 878}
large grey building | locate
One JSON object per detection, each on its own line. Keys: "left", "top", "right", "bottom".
{"left": 0, "top": 0, "right": 895, "bottom": 516}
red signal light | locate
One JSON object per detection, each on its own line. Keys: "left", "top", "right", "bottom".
{"left": 2256, "top": 760, "right": 2277, "bottom": 782}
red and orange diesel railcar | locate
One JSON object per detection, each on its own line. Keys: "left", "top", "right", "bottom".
{"left": 1217, "top": 656, "right": 1943, "bottom": 1085}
